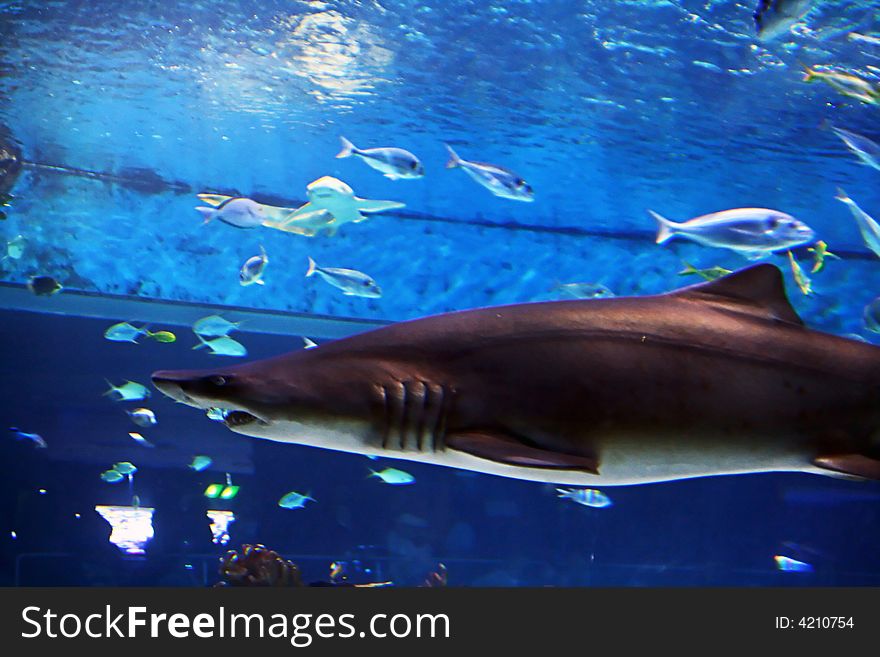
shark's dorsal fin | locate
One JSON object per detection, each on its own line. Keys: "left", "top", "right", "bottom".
{"left": 671, "top": 264, "right": 804, "bottom": 326}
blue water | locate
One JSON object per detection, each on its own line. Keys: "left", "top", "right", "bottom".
{"left": 1, "top": 0, "right": 880, "bottom": 586}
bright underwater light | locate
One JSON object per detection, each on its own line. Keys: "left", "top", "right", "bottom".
{"left": 95, "top": 505, "right": 155, "bottom": 555}
{"left": 207, "top": 510, "right": 235, "bottom": 545}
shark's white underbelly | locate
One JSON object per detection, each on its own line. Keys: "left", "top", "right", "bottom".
{"left": 234, "top": 420, "right": 821, "bottom": 486}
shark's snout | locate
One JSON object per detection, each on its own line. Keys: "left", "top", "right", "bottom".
{"left": 151, "top": 370, "right": 194, "bottom": 404}
{"left": 152, "top": 368, "right": 274, "bottom": 428}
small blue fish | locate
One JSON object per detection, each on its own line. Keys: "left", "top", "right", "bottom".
{"left": 193, "top": 315, "right": 242, "bottom": 337}
{"left": 104, "top": 322, "right": 149, "bottom": 343}
{"left": 103, "top": 379, "right": 151, "bottom": 401}
{"left": 193, "top": 335, "right": 247, "bottom": 357}
{"left": 444, "top": 144, "right": 534, "bottom": 202}
{"left": 113, "top": 461, "right": 137, "bottom": 475}
{"left": 556, "top": 487, "right": 612, "bottom": 508}
{"left": 189, "top": 455, "right": 213, "bottom": 471}
{"left": 206, "top": 408, "right": 229, "bottom": 422}
{"left": 101, "top": 470, "right": 124, "bottom": 483}
{"left": 278, "top": 490, "right": 316, "bottom": 509}
{"left": 369, "top": 467, "right": 415, "bottom": 485}
{"left": 9, "top": 427, "right": 47, "bottom": 449}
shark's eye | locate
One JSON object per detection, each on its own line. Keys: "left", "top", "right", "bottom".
{"left": 208, "top": 375, "right": 227, "bottom": 387}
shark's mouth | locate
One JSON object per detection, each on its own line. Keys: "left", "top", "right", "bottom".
{"left": 225, "top": 411, "right": 268, "bottom": 428}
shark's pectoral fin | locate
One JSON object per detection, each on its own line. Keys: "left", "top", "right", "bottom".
{"left": 354, "top": 197, "right": 406, "bottom": 214}
{"left": 445, "top": 431, "right": 599, "bottom": 474}
{"left": 813, "top": 454, "right": 880, "bottom": 481}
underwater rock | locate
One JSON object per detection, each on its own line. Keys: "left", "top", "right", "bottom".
{"left": 0, "top": 133, "right": 22, "bottom": 196}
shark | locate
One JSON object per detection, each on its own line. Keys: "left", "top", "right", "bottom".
{"left": 152, "top": 264, "right": 880, "bottom": 486}
{"left": 263, "top": 176, "right": 405, "bottom": 237}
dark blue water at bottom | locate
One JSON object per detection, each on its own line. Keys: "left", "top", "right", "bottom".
{"left": 2, "top": 309, "right": 879, "bottom": 587}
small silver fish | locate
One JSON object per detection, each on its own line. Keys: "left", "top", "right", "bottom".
{"left": 127, "top": 408, "right": 157, "bottom": 427}
{"left": 104, "top": 380, "right": 151, "bottom": 401}
{"left": 278, "top": 490, "right": 316, "bottom": 509}
{"left": 195, "top": 197, "right": 267, "bottom": 228}
{"left": 834, "top": 188, "right": 880, "bottom": 258}
{"left": 104, "top": 322, "right": 149, "bottom": 343}
{"left": 306, "top": 257, "right": 382, "bottom": 298}
{"left": 193, "top": 334, "right": 247, "bottom": 357}
{"left": 368, "top": 467, "right": 415, "bottom": 485}
{"left": 192, "top": 314, "right": 241, "bottom": 337}
{"left": 9, "top": 427, "right": 47, "bottom": 449}
{"left": 553, "top": 282, "right": 615, "bottom": 300}
{"left": 444, "top": 144, "right": 534, "bottom": 202}
{"left": 753, "top": 0, "right": 815, "bottom": 41}
{"left": 189, "top": 455, "right": 213, "bottom": 471}
{"left": 650, "top": 208, "right": 815, "bottom": 257}
{"left": 336, "top": 136, "right": 424, "bottom": 180}
{"left": 556, "top": 487, "right": 612, "bottom": 508}
{"left": 128, "top": 432, "right": 155, "bottom": 448}
{"left": 302, "top": 337, "right": 318, "bottom": 349}
{"left": 240, "top": 246, "right": 268, "bottom": 286}
{"left": 831, "top": 126, "right": 880, "bottom": 172}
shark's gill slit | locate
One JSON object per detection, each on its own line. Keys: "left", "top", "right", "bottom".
{"left": 415, "top": 381, "right": 431, "bottom": 451}
{"left": 381, "top": 382, "right": 405, "bottom": 450}
{"left": 435, "top": 385, "right": 452, "bottom": 453}
{"left": 398, "top": 382, "right": 411, "bottom": 451}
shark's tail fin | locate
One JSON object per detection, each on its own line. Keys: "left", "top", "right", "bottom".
{"left": 306, "top": 257, "right": 318, "bottom": 278}
{"left": 195, "top": 206, "right": 216, "bottom": 224}
{"left": 649, "top": 210, "right": 678, "bottom": 245}
{"left": 444, "top": 143, "right": 462, "bottom": 169}
{"left": 337, "top": 136, "right": 357, "bottom": 159}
